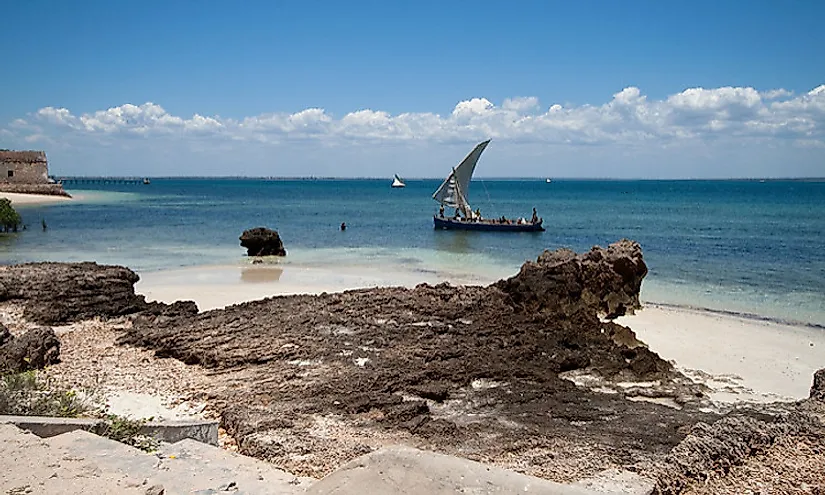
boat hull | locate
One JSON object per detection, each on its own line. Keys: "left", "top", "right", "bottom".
{"left": 433, "top": 216, "right": 545, "bottom": 232}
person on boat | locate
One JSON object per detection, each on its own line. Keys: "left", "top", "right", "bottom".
{"left": 474, "top": 208, "right": 481, "bottom": 221}
{"left": 531, "top": 208, "right": 538, "bottom": 224}
{"left": 439, "top": 205, "right": 445, "bottom": 218}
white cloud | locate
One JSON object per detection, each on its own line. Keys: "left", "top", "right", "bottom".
{"left": 502, "top": 96, "right": 540, "bottom": 112}
{"left": 2, "top": 84, "right": 823, "bottom": 177}
{"left": 763, "top": 89, "right": 793, "bottom": 99}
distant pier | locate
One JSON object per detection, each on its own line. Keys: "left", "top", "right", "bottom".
{"left": 55, "top": 177, "right": 150, "bottom": 185}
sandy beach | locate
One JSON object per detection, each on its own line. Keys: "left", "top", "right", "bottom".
{"left": 136, "top": 263, "right": 825, "bottom": 408}
{"left": 136, "top": 262, "right": 500, "bottom": 312}
{"left": 0, "top": 191, "right": 73, "bottom": 206}
{"left": 617, "top": 304, "right": 825, "bottom": 403}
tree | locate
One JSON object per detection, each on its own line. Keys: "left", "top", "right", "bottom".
{"left": 0, "top": 198, "right": 22, "bottom": 233}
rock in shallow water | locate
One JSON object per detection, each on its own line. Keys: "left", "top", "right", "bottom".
{"left": 239, "top": 227, "right": 287, "bottom": 257}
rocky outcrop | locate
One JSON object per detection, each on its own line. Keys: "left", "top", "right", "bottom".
{"left": 495, "top": 239, "right": 647, "bottom": 319}
{"left": 0, "top": 262, "right": 198, "bottom": 325}
{"left": 812, "top": 368, "right": 825, "bottom": 401}
{"left": 0, "top": 183, "right": 70, "bottom": 197}
{"left": 0, "top": 324, "right": 60, "bottom": 373}
{"left": 239, "top": 228, "right": 286, "bottom": 257}
{"left": 118, "top": 241, "right": 714, "bottom": 478}
{"left": 649, "top": 403, "right": 824, "bottom": 494}
{"left": 646, "top": 367, "right": 825, "bottom": 494}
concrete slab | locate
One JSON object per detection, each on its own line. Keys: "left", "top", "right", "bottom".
{"left": 0, "top": 414, "right": 219, "bottom": 445}
{"left": 48, "top": 430, "right": 310, "bottom": 494}
{"left": 0, "top": 425, "right": 148, "bottom": 495}
{"left": 47, "top": 429, "right": 160, "bottom": 480}
{"left": 158, "top": 439, "right": 313, "bottom": 494}
{"left": 306, "top": 445, "right": 600, "bottom": 495}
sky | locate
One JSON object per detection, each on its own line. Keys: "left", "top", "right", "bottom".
{"left": 1, "top": 0, "right": 824, "bottom": 178}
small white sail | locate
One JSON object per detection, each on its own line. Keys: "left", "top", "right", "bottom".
{"left": 391, "top": 174, "right": 405, "bottom": 188}
{"left": 432, "top": 140, "right": 491, "bottom": 215}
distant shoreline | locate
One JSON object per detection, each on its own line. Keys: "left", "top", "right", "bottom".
{"left": 57, "top": 175, "right": 825, "bottom": 182}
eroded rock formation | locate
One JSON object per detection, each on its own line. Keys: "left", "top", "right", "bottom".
{"left": 495, "top": 239, "right": 647, "bottom": 319}
{"left": 239, "top": 227, "right": 287, "bottom": 257}
{"left": 0, "top": 323, "right": 60, "bottom": 373}
{"left": 0, "top": 262, "right": 198, "bottom": 325}
{"left": 812, "top": 368, "right": 825, "bottom": 401}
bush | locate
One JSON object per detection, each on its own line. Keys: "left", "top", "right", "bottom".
{"left": 0, "top": 370, "right": 90, "bottom": 417}
{"left": 0, "top": 198, "right": 22, "bottom": 233}
{"left": 93, "top": 414, "right": 160, "bottom": 452}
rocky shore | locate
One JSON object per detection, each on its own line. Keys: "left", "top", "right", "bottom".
{"left": 1, "top": 240, "right": 823, "bottom": 493}
{"left": 0, "top": 183, "right": 71, "bottom": 198}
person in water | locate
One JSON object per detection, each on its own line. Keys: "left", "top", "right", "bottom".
{"left": 340, "top": 222, "right": 346, "bottom": 231}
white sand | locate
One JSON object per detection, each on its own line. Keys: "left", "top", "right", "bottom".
{"left": 0, "top": 192, "right": 73, "bottom": 206}
{"left": 136, "top": 262, "right": 496, "bottom": 312}
{"left": 616, "top": 304, "right": 825, "bottom": 403}
{"left": 138, "top": 264, "right": 825, "bottom": 406}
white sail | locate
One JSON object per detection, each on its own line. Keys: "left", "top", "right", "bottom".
{"left": 432, "top": 140, "right": 491, "bottom": 215}
{"left": 391, "top": 174, "right": 405, "bottom": 187}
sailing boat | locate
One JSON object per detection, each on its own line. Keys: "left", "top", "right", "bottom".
{"left": 432, "top": 140, "right": 544, "bottom": 232}
{"left": 391, "top": 174, "right": 406, "bottom": 188}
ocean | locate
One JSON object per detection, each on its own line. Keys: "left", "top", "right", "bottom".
{"left": 2, "top": 178, "right": 824, "bottom": 327}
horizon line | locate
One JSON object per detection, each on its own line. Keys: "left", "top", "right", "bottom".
{"left": 52, "top": 175, "right": 825, "bottom": 182}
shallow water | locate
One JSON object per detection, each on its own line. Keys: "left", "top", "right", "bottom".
{"left": 3, "top": 178, "right": 823, "bottom": 326}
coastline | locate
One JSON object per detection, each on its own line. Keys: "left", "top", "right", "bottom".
{"left": 3, "top": 244, "right": 823, "bottom": 493}
{"left": 136, "top": 262, "right": 824, "bottom": 406}
{"left": 0, "top": 191, "right": 74, "bottom": 206}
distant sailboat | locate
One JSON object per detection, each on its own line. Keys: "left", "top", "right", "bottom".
{"left": 546, "top": 178, "right": 552, "bottom": 183}
{"left": 432, "top": 140, "right": 544, "bottom": 232}
{"left": 391, "top": 174, "right": 406, "bottom": 188}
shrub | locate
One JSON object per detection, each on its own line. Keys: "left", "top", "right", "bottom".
{"left": 0, "top": 370, "right": 90, "bottom": 417}
{"left": 0, "top": 198, "right": 22, "bottom": 233}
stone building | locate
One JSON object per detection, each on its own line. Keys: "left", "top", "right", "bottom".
{"left": 0, "top": 150, "right": 68, "bottom": 196}
{"left": 0, "top": 151, "right": 49, "bottom": 184}
{"left": 0, "top": 150, "right": 50, "bottom": 184}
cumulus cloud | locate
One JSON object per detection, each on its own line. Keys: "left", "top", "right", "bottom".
{"left": 502, "top": 96, "right": 540, "bottom": 112}
{"left": 5, "top": 85, "right": 824, "bottom": 152}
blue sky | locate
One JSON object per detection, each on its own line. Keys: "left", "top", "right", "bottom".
{"left": 2, "top": 0, "right": 824, "bottom": 178}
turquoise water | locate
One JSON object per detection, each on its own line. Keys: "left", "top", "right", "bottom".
{"left": 2, "top": 178, "right": 824, "bottom": 326}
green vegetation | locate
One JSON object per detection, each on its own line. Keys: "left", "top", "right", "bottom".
{"left": 0, "top": 198, "right": 22, "bottom": 233}
{"left": 0, "top": 370, "right": 88, "bottom": 417}
{"left": 0, "top": 370, "right": 159, "bottom": 452}
{"left": 93, "top": 414, "right": 159, "bottom": 452}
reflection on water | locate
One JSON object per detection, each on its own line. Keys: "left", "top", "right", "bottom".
{"left": 240, "top": 266, "right": 284, "bottom": 283}
{"left": 432, "top": 230, "right": 473, "bottom": 254}
{"left": 0, "top": 233, "right": 20, "bottom": 249}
